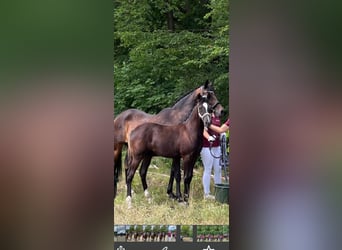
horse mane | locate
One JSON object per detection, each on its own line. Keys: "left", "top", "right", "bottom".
{"left": 170, "top": 80, "right": 214, "bottom": 109}
{"left": 155, "top": 86, "right": 199, "bottom": 121}
{"left": 155, "top": 81, "right": 214, "bottom": 123}
{"left": 170, "top": 86, "right": 199, "bottom": 108}
{"left": 182, "top": 98, "right": 201, "bottom": 124}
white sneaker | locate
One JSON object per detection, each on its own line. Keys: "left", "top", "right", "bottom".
{"left": 204, "top": 194, "right": 215, "bottom": 200}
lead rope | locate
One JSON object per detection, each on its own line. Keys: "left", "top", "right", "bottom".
{"left": 209, "top": 139, "right": 221, "bottom": 159}
{"left": 220, "top": 134, "right": 229, "bottom": 183}
{"left": 209, "top": 134, "right": 229, "bottom": 183}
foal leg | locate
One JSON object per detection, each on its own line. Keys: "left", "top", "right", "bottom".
{"left": 124, "top": 153, "right": 135, "bottom": 197}
{"left": 183, "top": 155, "right": 196, "bottom": 203}
{"left": 126, "top": 156, "right": 141, "bottom": 209}
{"left": 139, "top": 155, "right": 152, "bottom": 203}
{"left": 173, "top": 157, "right": 183, "bottom": 202}
{"left": 167, "top": 158, "right": 179, "bottom": 199}
{"left": 167, "top": 167, "right": 175, "bottom": 199}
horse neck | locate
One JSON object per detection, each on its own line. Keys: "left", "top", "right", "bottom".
{"left": 171, "top": 87, "right": 201, "bottom": 111}
{"left": 154, "top": 87, "right": 201, "bottom": 123}
{"left": 184, "top": 104, "right": 204, "bottom": 135}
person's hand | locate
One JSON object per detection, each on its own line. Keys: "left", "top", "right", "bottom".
{"left": 208, "top": 135, "right": 216, "bottom": 142}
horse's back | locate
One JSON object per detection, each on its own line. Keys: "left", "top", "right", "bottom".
{"left": 131, "top": 122, "right": 178, "bottom": 142}
{"left": 114, "top": 109, "right": 153, "bottom": 143}
{"left": 130, "top": 122, "right": 183, "bottom": 158}
{"left": 114, "top": 109, "right": 151, "bottom": 123}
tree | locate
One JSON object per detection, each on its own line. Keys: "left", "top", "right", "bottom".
{"left": 160, "top": 225, "right": 168, "bottom": 233}
{"left": 222, "top": 225, "right": 229, "bottom": 234}
{"left": 127, "top": 225, "right": 134, "bottom": 233}
{"left": 145, "top": 225, "right": 152, "bottom": 233}
{"left": 135, "top": 225, "right": 143, "bottom": 233}
{"left": 114, "top": 0, "right": 229, "bottom": 118}
{"left": 181, "top": 225, "right": 191, "bottom": 237}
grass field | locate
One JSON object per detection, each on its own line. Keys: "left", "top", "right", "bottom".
{"left": 114, "top": 156, "right": 229, "bottom": 225}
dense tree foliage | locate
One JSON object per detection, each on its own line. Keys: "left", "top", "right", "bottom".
{"left": 159, "top": 225, "right": 168, "bottom": 233}
{"left": 197, "top": 225, "right": 228, "bottom": 235}
{"left": 144, "top": 225, "right": 152, "bottom": 233}
{"left": 181, "top": 225, "right": 193, "bottom": 237}
{"left": 114, "top": 0, "right": 229, "bottom": 118}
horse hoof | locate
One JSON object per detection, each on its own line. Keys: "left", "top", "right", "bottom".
{"left": 184, "top": 195, "right": 189, "bottom": 203}
{"left": 176, "top": 197, "right": 184, "bottom": 202}
{"left": 168, "top": 192, "right": 177, "bottom": 199}
{"left": 148, "top": 197, "right": 152, "bottom": 204}
{"left": 144, "top": 189, "right": 151, "bottom": 198}
{"left": 177, "top": 201, "right": 188, "bottom": 207}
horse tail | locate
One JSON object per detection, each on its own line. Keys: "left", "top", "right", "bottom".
{"left": 116, "top": 149, "right": 123, "bottom": 179}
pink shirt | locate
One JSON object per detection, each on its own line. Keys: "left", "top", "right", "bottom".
{"left": 202, "top": 116, "right": 221, "bottom": 147}
{"left": 225, "top": 118, "right": 230, "bottom": 127}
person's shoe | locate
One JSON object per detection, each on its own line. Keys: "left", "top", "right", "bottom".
{"left": 204, "top": 194, "right": 215, "bottom": 200}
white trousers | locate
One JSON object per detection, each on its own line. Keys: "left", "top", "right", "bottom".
{"left": 200, "top": 146, "right": 222, "bottom": 195}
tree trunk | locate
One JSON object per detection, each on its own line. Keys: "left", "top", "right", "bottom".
{"left": 165, "top": 0, "right": 175, "bottom": 31}
{"left": 185, "top": 0, "right": 190, "bottom": 14}
{"left": 166, "top": 11, "right": 175, "bottom": 31}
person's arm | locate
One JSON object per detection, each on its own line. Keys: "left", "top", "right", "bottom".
{"left": 203, "top": 129, "right": 216, "bottom": 142}
{"left": 209, "top": 123, "right": 229, "bottom": 133}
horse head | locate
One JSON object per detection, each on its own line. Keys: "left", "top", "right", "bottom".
{"left": 201, "top": 80, "right": 224, "bottom": 118}
{"left": 198, "top": 96, "right": 212, "bottom": 129}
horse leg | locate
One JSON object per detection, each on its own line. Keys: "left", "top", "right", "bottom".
{"left": 167, "top": 158, "right": 178, "bottom": 199}
{"left": 173, "top": 157, "right": 183, "bottom": 202}
{"left": 139, "top": 155, "right": 152, "bottom": 203}
{"left": 126, "top": 154, "right": 141, "bottom": 209}
{"left": 183, "top": 155, "right": 196, "bottom": 203}
{"left": 124, "top": 152, "right": 135, "bottom": 197}
{"left": 167, "top": 168, "right": 176, "bottom": 199}
{"left": 126, "top": 168, "right": 135, "bottom": 209}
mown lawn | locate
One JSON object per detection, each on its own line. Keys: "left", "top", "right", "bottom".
{"left": 114, "top": 157, "right": 229, "bottom": 225}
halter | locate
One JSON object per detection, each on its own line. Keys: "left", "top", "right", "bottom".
{"left": 198, "top": 102, "right": 211, "bottom": 123}
{"left": 201, "top": 86, "right": 220, "bottom": 112}
{"left": 200, "top": 86, "right": 208, "bottom": 99}
{"left": 201, "top": 87, "right": 214, "bottom": 99}
{"left": 211, "top": 101, "right": 220, "bottom": 110}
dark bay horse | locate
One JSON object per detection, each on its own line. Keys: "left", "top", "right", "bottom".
{"left": 125, "top": 96, "right": 212, "bottom": 208}
{"left": 114, "top": 80, "right": 223, "bottom": 199}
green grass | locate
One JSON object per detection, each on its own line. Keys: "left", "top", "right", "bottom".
{"left": 114, "top": 157, "right": 229, "bottom": 225}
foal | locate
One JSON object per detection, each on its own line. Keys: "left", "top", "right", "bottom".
{"left": 125, "top": 96, "right": 212, "bottom": 208}
{"left": 114, "top": 80, "right": 223, "bottom": 199}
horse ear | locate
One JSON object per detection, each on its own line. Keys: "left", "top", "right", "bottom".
{"left": 204, "top": 79, "right": 213, "bottom": 90}
{"left": 204, "top": 80, "right": 209, "bottom": 89}
{"left": 197, "top": 93, "right": 202, "bottom": 100}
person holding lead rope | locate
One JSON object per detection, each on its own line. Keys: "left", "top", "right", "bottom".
{"left": 210, "top": 118, "right": 230, "bottom": 181}
{"left": 209, "top": 118, "right": 230, "bottom": 135}
{"left": 201, "top": 112, "right": 222, "bottom": 200}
